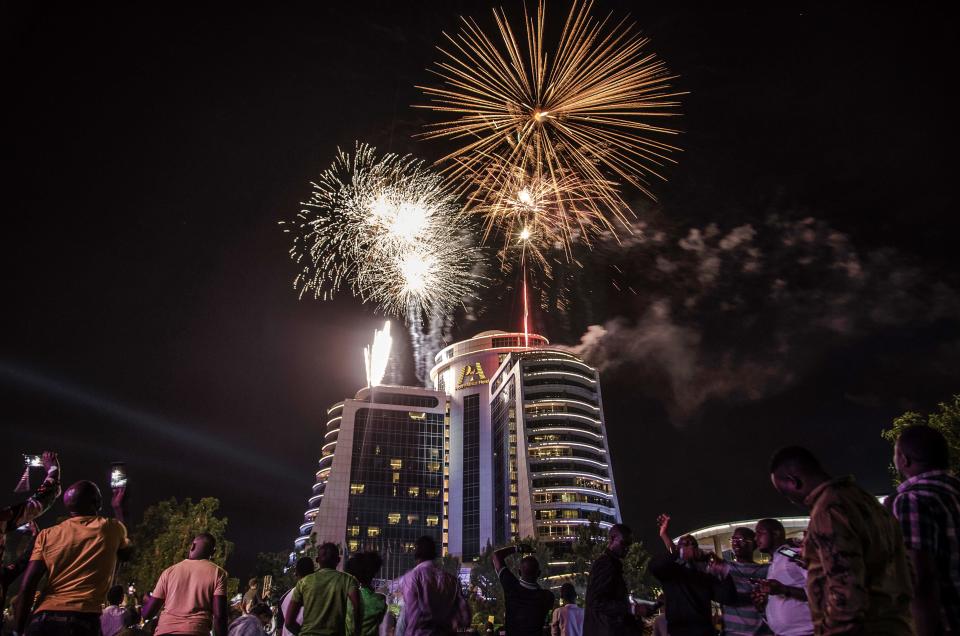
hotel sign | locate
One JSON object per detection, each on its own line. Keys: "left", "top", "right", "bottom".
{"left": 456, "top": 362, "right": 488, "bottom": 389}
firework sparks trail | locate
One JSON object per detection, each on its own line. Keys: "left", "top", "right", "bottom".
{"left": 364, "top": 320, "right": 393, "bottom": 387}
{"left": 281, "top": 143, "right": 483, "bottom": 319}
{"left": 417, "top": 0, "right": 684, "bottom": 263}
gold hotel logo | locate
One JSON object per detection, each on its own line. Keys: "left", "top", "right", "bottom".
{"left": 456, "top": 362, "right": 488, "bottom": 389}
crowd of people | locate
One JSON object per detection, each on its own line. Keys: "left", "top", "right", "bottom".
{"left": 1, "top": 423, "right": 957, "bottom": 636}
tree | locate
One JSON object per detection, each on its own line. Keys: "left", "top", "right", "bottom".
{"left": 122, "top": 497, "right": 233, "bottom": 592}
{"left": 621, "top": 542, "right": 653, "bottom": 598}
{"left": 439, "top": 552, "right": 462, "bottom": 578}
{"left": 254, "top": 551, "right": 297, "bottom": 595}
{"left": 571, "top": 516, "right": 607, "bottom": 597}
{"left": 881, "top": 394, "right": 960, "bottom": 484}
{"left": 467, "top": 537, "right": 552, "bottom": 626}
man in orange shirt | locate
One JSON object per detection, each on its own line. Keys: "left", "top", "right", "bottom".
{"left": 142, "top": 533, "right": 228, "bottom": 636}
{"left": 13, "top": 480, "right": 131, "bottom": 636}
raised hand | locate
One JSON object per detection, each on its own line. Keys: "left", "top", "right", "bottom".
{"left": 41, "top": 451, "right": 60, "bottom": 476}
{"left": 656, "top": 513, "right": 671, "bottom": 536}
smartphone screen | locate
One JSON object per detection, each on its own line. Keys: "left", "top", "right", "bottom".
{"left": 111, "top": 462, "right": 128, "bottom": 488}
{"left": 24, "top": 454, "right": 43, "bottom": 468}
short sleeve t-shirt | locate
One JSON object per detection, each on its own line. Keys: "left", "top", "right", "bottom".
{"left": 291, "top": 569, "right": 359, "bottom": 636}
{"left": 31, "top": 515, "right": 128, "bottom": 613}
{"left": 765, "top": 546, "right": 814, "bottom": 636}
{"left": 357, "top": 587, "right": 387, "bottom": 636}
{"left": 498, "top": 568, "right": 555, "bottom": 636}
{"left": 153, "top": 559, "right": 228, "bottom": 635}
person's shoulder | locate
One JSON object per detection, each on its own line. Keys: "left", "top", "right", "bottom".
{"left": 591, "top": 550, "right": 615, "bottom": 568}
{"left": 336, "top": 569, "right": 359, "bottom": 585}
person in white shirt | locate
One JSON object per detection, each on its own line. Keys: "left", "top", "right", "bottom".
{"left": 551, "top": 583, "right": 583, "bottom": 636}
{"left": 100, "top": 586, "right": 134, "bottom": 636}
{"left": 278, "top": 557, "right": 315, "bottom": 636}
{"left": 754, "top": 519, "right": 813, "bottom": 636}
{"left": 229, "top": 604, "right": 273, "bottom": 636}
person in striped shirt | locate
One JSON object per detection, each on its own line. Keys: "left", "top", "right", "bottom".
{"left": 708, "top": 527, "right": 772, "bottom": 635}
{"left": 892, "top": 424, "right": 960, "bottom": 635}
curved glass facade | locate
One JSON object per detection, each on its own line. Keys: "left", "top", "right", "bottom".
{"left": 294, "top": 401, "right": 343, "bottom": 550}
{"left": 490, "top": 349, "right": 621, "bottom": 559}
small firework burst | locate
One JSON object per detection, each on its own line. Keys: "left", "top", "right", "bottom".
{"left": 281, "top": 142, "right": 482, "bottom": 318}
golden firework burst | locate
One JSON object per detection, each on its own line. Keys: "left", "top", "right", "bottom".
{"left": 418, "top": 0, "right": 684, "bottom": 261}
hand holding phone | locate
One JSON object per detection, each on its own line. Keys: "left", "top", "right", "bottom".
{"left": 24, "top": 454, "right": 43, "bottom": 468}
{"left": 111, "top": 462, "right": 128, "bottom": 489}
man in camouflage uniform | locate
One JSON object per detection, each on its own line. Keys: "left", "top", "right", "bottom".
{"left": 769, "top": 446, "right": 913, "bottom": 635}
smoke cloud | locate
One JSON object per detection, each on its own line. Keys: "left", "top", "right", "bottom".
{"left": 565, "top": 216, "right": 960, "bottom": 423}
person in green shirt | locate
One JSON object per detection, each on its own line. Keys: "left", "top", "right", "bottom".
{"left": 285, "top": 543, "right": 361, "bottom": 636}
{"left": 344, "top": 552, "right": 387, "bottom": 636}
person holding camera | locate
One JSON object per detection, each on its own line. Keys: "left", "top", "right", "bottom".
{"left": 13, "top": 478, "right": 131, "bottom": 636}
{"left": 492, "top": 542, "right": 555, "bottom": 636}
{"left": 649, "top": 514, "right": 734, "bottom": 636}
{"left": 1, "top": 452, "right": 61, "bottom": 611}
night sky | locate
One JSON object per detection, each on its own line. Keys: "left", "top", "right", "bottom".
{"left": 4, "top": 3, "right": 957, "bottom": 580}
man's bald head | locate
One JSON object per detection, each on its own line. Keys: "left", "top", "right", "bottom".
{"left": 63, "top": 480, "right": 102, "bottom": 516}
{"left": 895, "top": 425, "right": 950, "bottom": 479}
{"left": 189, "top": 533, "right": 217, "bottom": 559}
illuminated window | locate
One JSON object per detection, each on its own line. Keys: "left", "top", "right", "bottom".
{"left": 348, "top": 540, "right": 359, "bottom": 552}
{"left": 403, "top": 542, "right": 416, "bottom": 553}
{"left": 347, "top": 525, "right": 360, "bottom": 537}
{"left": 350, "top": 483, "right": 365, "bottom": 495}
{"left": 408, "top": 486, "right": 420, "bottom": 497}
{"left": 562, "top": 509, "right": 579, "bottom": 519}
{"left": 407, "top": 514, "right": 419, "bottom": 525}
{"left": 367, "top": 527, "right": 380, "bottom": 538}
{"left": 388, "top": 513, "right": 400, "bottom": 525}
{"left": 390, "top": 458, "right": 403, "bottom": 470}
{"left": 426, "top": 515, "right": 439, "bottom": 527}
{"left": 427, "top": 462, "right": 441, "bottom": 472}
{"left": 425, "top": 488, "right": 440, "bottom": 499}
{"left": 392, "top": 472, "right": 400, "bottom": 484}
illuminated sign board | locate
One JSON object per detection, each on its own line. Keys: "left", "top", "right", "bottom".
{"left": 456, "top": 362, "right": 488, "bottom": 389}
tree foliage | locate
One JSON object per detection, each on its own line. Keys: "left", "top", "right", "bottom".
{"left": 881, "top": 394, "right": 960, "bottom": 484}
{"left": 468, "top": 537, "right": 552, "bottom": 626}
{"left": 570, "top": 516, "right": 607, "bottom": 597}
{"left": 439, "top": 552, "right": 462, "bottom": 578}
{"left": 122, "top": 497, "right": 233, "bottom": 592}
{"left": 254, "top": 551, "right": 297, "bottom": 595}
{"left": 621, "top": 542, "right": 653, "bottom": 598}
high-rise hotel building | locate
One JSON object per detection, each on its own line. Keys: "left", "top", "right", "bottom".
{"left": 295, "top": 330, "right": 620, "bottom": 575}
{"left": 296, "top": 385, "right": 448, "bottom": 580}
{"left": 430, "top": 331, "right": 621, "bottom": 561}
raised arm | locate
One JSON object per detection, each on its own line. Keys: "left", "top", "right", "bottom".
{"left": 656, "top": 514, "right": 675, "bottom": 554}
{"left": 1, "top": 452, "right": 61, "bottom": 533}
{"left": 493, "top": 543, "right": 529, "bottom": 572}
